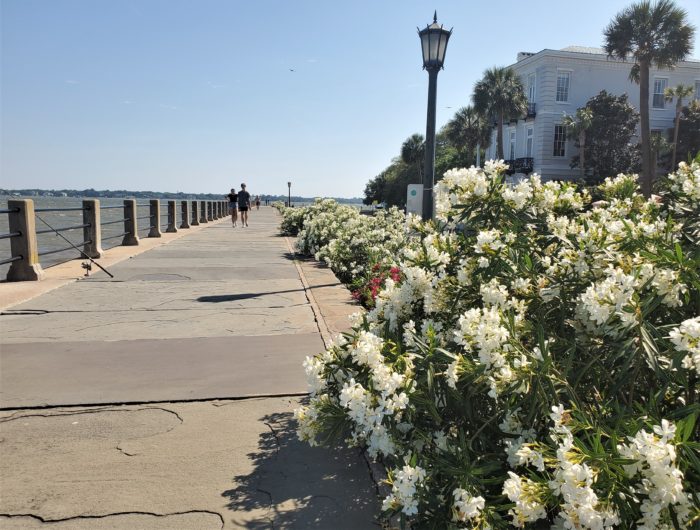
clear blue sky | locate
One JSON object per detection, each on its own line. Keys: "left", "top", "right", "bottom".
{"left": 2, "top": 0, "right": 699, "bottom": 198}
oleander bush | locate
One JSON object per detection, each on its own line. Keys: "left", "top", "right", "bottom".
{"left": 290, "top": 161, "right": 700, "bottom": 529}
{"left": 279, "top": 198, "right": 411, "bottom": 284}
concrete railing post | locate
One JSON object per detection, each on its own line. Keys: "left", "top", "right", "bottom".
{"left": 122, "top": 199, "right": 139, "bottom": 246}
{"left": 82, "top": 199, "right": 104, "bottom": 259}
{"left": 180, "top": 201, "right": 190, "bottom": 229}
{"left": 199, "top": 201, "right": 208, "bottom": 223}
{"left": 148, "top": 199, "right": 162, "bottom": 238}
{"left": 191, "top": 201, "right": 200, "bottom": 226}
{"left": 207, "top": 201, "right": 213, "bottom": 221}
{"left": 212, "top": 201, "right": 218, "bottom": 220}
{"left": 166, "top": 200, "right": 178, "bottom": 233}
{"left": 6, "top": 199, "right": 45, "bottom": 281}
{"left": 221, "top": 202, "right": 226, "bottom": 217}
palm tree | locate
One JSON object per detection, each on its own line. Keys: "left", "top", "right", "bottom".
{"left": 400, "top": 134, "right": 425, "bottom": 183}
{"left": 604, "top": 0, "right": 694, "bottom": 196}
{"left": 472, "top": 67, "right": 528, "bottom": 160}
{"left": 563, "top": 108, "right": 594, "bottom": 180}
{"left": 650, "top": 131, "right": 671, "bottom": 173}
{"left": 664, "top": 84, "right": 695, "bottom": 171}
{"left": 443, "top": 106, "right": 491, "bottom": 164}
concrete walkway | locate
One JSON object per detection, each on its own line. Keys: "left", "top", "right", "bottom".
{"left": 0, "top": 208, "right": 379, "bottom": 529}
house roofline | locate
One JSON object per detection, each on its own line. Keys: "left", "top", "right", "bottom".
{"left": 509, "top": 48, "right": 700, "bottom": 69}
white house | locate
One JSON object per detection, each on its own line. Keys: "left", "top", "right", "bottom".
{"left": 484, "top": 46, "right": 700, "bottom": 180}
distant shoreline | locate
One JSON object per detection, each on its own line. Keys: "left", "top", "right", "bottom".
{"left": 0, "top": 190, "right": 363, "bottom": 203}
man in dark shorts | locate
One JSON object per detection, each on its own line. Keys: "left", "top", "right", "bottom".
{"left": 226, "top": 188, "right": 238, "bottom": 227}
{"left": 237, "top": 183, "right": 251, "bottom": 227}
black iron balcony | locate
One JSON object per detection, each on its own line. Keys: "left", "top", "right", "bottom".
{"left": 504, "top": 157, "right": 534, "bottom": 175}
{"left": 526, "top": 103, "right": 536, "bottom": 118}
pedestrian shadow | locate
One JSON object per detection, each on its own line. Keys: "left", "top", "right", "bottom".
{"left": 222, "top": 409, "right": 381, "bottom": 529}
{"left": 197, "top": 284, "right": 341, "bottom": 303}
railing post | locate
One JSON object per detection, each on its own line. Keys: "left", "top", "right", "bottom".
{"left": 166, "top": 200, "right": 178, "bottom": 233}
{"left": 180, "top": 200, "right": 190, "bottom": 229}
{"left": 221, "top": 202, "right": 226, "bottom": 217}
{"left": 6, "top": 199, "right": 44, "bottom": 281}
{"left": 191, "top": 201, "right": 200, "bottom": 226}
{"left": 148, "top": 199, "right": 162, "bottom": 237}
{"left": 82, "top": 199, "right": 104, "bottom": 258}
{"left": 212, "top": 201, "right": 218, "bottom": 220}
{"left": 122, "top": 199, "right": 139, "bottom": 246}
{"left": 199, "top": 200, "right": 208, "bottom": 223}
{"left": 207, "top": 201, "right": 213, "bottom": 221}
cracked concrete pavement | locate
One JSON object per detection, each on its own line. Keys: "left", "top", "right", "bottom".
{"left": 0, "top": 208, "right": 380, "bottom": 529}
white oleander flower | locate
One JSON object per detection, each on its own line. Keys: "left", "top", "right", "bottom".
{"left": 382, "top": 465, "right": 426, "bottom": 516}
{"left": 669, "top": 316, "right": 700, "bottom": 376}
{"left": 452, "top": 488, "right": 485, "bottom": 523}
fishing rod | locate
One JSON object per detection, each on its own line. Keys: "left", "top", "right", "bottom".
{"left": 35, "top": 214, "right": 114, "bottom": 278}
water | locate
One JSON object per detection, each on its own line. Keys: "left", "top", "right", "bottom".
{"left": 0, "top": 196, "right": 182, "bottom": 278}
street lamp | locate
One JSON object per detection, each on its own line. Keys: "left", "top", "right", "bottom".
{"left": 287, "top": 181, "right": 291, "bottom": 207}
{"left": 418, "top": 11, "right": 452, "bottom": 220}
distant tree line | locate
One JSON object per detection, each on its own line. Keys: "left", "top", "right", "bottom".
{"left": 0, "top": 188, "right": 363, "bottom": 204}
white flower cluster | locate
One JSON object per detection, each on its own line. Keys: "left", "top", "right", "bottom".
{"left": 666, "top": 161, "right": 700, "bottom": 205}
{"left": 669, "top": 316, "right": 700, "bottom": 376}
{"left": 618, "top": 420, "right": 692, "bottom": 529}
{"left": 452, "top": 488, "right": 486, "bottom": 525}
{"left": 547, "top": 406, "right": 620, "bottom": 530}
{"left": 381, "top": 464, "right": 426, "bottom": 516}
{"left": 578, "top": 267, "right": 638, "bottom": 329}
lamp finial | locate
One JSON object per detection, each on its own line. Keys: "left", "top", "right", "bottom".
{"left": 433, "top": 11, "right": 437, "bottom": 23}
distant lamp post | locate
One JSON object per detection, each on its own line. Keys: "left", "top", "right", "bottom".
{"left": 418, "top": 11, "right": 452, "bottom": 220}
{"left": 287, "top": 181, "right": 291, "bottom": 207}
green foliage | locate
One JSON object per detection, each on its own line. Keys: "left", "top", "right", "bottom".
{"left": 571, "top": 91, "right": 641, "bottom": 184}
{"left": 676, "top": 101, "right": 700, "bottom": 165}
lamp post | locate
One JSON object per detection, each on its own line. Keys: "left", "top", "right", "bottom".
{"left": 418, "top": 11, "right": 452, "bottom": 220}
{"left": 287, "top": 181, "right": 291, "bottom": 207}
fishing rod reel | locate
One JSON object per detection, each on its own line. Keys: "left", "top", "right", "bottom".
{"left": 81, "top": 261, "right": 92, "bottom": 277}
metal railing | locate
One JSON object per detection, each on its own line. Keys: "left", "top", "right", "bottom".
{"left": 2, "top": 199, "right": 229, "bottom": 281}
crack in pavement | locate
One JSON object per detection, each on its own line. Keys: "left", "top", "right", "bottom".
{"left": 2, "top": 305, "right": 308, "bottom": 316}
{"left": 263, "top": 422, "right": 280, "bottom": 454}
{"left": 0, "top": 406, "right": 184, "bottom": 426}
{"left": 0, "top": 510, "right": 225, "bottom": 529}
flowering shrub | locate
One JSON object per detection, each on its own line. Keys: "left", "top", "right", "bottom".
{"left": 279, "top": 198, "right": 410, "bottom": 284}
{"left": 351, "top": 263, "right": 403, "bottom": 308}
{"left": 292, "top": 161, "right": 700, "bottom": 529}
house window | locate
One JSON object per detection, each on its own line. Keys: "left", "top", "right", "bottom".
{"left": 556, "top": 71, "right": 570, "bottom": 102}
{"left": 509, "top": 130, "right": 516, "bottom": 160}
{"left": 653, "top": 78, "right": 668, "bottom": 109}
{"left": 553, "top": 125, "right": 566, "bottom": 157}
{"left": 695, "top": 80, "right": 700, "bottom": 100}
{"left": 525, "top": 127, "right": 534, "bottom": 157}
{"left": 527, "top": 74, "right": 536, "bottom": 103}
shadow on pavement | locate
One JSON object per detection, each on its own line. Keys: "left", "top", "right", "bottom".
{"left": 222, "top": 410, "right": 381, "bottom": 529}
{"left": 197, "top": 284, "right": 340, "bottom": 303}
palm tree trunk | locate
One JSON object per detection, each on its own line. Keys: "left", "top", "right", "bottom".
{"left": 496, "top": 112, "right": 504, "bottom": 160}
{"left": 672, "top": 100, "right": 681, "bottom": 171}
{"left": 639, "top": 61, "right": 652, "bottom": 197}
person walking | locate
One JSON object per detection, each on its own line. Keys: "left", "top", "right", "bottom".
{"left": 255, "top": 196, "right": 261, "bottom": 210}
{"left": 237, "top": 183, "right": 251, "bottom": 227}
{"left": 226, "top": 188, "right": 238, "bottom": 227}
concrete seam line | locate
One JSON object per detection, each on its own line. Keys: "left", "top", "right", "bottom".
{"left": 283, "top": 236, "right": 333, "bottom": 349}
{"left": 0, "top": 392, "right": 309, "bottom": 412}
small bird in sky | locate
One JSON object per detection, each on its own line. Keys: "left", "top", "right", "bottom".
{"left": 289, "top": 68, "right": 296, "bottom": 72}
